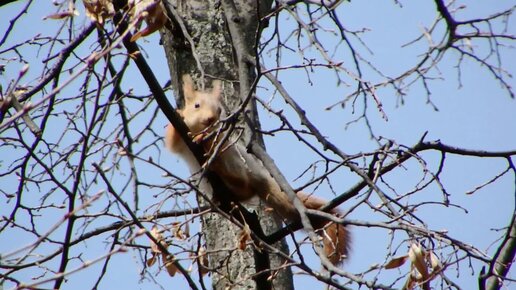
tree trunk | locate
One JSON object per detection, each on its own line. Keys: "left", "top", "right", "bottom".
{"left": 160, "top": 1, "right": 294, "bottom": 289}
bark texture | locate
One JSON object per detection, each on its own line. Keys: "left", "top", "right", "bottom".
{"left": 160, "top": 1, "right": 293, "bottom": 289}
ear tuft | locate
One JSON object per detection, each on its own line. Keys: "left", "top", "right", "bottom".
{"left": 182, "top": 74, "right": 195, "bottom": 101}
{"left": 211, "top": 79, "right": 222, "bottom": 100}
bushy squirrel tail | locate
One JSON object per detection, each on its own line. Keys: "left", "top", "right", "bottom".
{"left": 297, "top": 192, "right": 350, "bottom": 265}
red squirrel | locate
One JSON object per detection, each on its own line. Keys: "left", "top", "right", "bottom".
{"left": 165, "top": 75, "right": 350, "bottom": 265}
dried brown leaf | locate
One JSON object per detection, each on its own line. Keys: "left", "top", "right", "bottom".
{"left": 149, "top": 225, "right": 167, "bottom": 254}
{"left": 237, "top": 224, "right": 251, "bottom": 250}
{"left": 43, "top": 11, "right": 75, "bottom": 20}
{"left": 146, "top": 253, "right": 157, "bottom": 267}
{"left": 163, "top": 253, "right": 178, "bottom": 277}
{"left": 429, "top": 251, "right": 442, "bottom": 272}
{"left": 385, "top": 255, "right": 409, "bottom": 269}
{"left": 402, "top": 274, "right": 416, "bottom": 290}
{"left": 408, "top": 243, "right": 429, "bottom": 280}
{"left": 83, "top": 0, "right": 115, "bottom": 25}
{"left": 197, "top": 247, "right": 209, "bottom": 276}
{"left": 184, "top": 221, "right": 190, "bottom": 238}
{"left": 173, "top": 223, "right": 185, "bottom": 240}
{"left": 129, "top": 0, "right": 168, "bottom": 41}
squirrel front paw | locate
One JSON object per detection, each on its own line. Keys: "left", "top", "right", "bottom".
{"left": 190, "top": 132, "right": 207, "bottom": 144}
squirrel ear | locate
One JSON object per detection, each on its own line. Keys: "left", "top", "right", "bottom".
{"left": 182, "top": 74, "right": 195, "bottom": 102}
{"left": 211, "top": 79, "right": 222, "bottom": 100}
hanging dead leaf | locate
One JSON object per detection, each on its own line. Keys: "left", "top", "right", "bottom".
{"left": 197, "top": 247, "right": 209, "bottom": 276}
{"left": 237, "top": 224, "right": 251, "bottom": 250}
{"left": 129, "top": 0, "right": 168, "bottom": 41}
{"left": 148, "top": 226, "right": 180, "bottom": 276}
{"left": 43, "top": 11, "right": 76, "bottom": 20}
{"left": 410, "top": 267, "right": 424, "bottom": 280}
{"left": 83, "top": 0, "right": 115, "bottom": 25}
{"left": 403, "top": 274, "right": 416, "bottom": 290}
{"left": 69, "top": 1, "right": 80, "bottom": 16}
{"left": 146, "top": 253, "right": 157, "bottom": 267}
{"left": 429, "top": 251, "right": 442, "bottom": 272}
{"left": 44, "top": 1, "right": 79, "bottom": 20}
{"left": 387, "top": 243, "right": 439, "bottom": 290}
{"left": 163, "top": 254, "right": 178, "bottom": 276}
{"left": 173, "top": 223, "right": 185, "bottom": 240}
{"left": 408, "top": 243, "right": 429, "bottom": 280}
{"left": 385, "top": 254, "right": 409, "bottom": 269}
{"left": 149, "top": 225, "right": 167, "bottom": 253}
{"left": 184, "top": 221, "right": 190, "bottom": 238}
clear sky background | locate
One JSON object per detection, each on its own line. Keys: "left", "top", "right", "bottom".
{"left": 1, "top": 1, "right": 515, "bottom": 289}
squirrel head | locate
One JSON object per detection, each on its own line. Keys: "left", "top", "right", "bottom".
{"left": 178, "top": 74, "right": 222, "bottom": 134}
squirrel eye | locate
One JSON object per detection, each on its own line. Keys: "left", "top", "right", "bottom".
{"left": 194, "top": 103, "right": 200, "bottom": 109}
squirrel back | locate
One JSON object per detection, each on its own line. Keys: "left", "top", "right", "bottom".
{"left": 165, "top": 75, "right": 350, "bottom": 265}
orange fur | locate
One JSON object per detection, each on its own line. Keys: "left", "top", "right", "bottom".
{"left": 297, "top": 192, "right": 350, "bottom": 264}
{"left": 165, "top": 74, "right": 350, "bottom": 265}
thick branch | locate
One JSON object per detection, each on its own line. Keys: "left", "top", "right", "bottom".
{"left": 484, "top": 209, "right": 516, "bottom": 289}
{"left": 434, "top": 0, "right": 457, "bottom": 46}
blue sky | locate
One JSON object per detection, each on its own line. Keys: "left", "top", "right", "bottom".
{"left": 1, "top": 1, "right": 515, "bottom": 289}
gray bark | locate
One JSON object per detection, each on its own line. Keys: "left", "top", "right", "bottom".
{"left": 160, "top": 1, "right": 294, "bottom": 289}
{"left": 484, "top": 210, "right": 516, "bottom": 290}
